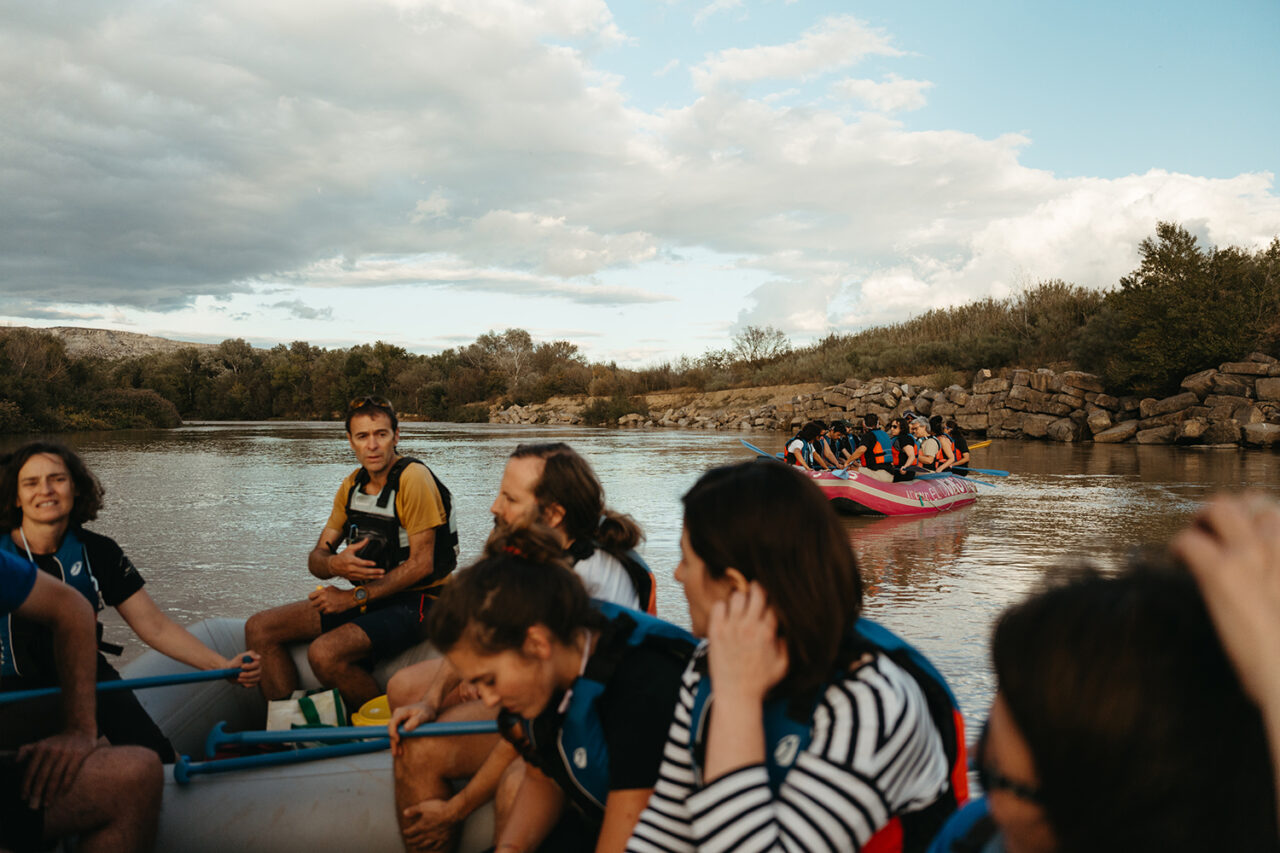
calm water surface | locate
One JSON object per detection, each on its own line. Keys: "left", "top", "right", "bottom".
{"left": 6, "top": 423, "right": 1278, "bottom": 727}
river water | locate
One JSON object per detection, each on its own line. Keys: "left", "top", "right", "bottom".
{"left": 4, "top": 423, "right": 1278, "bottom": 726}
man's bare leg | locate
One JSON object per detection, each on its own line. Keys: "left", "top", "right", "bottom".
{"left": 245, "top": 600, "right": 324, "bottom": 701}
{"left": 307, "top": 622, "right": 381, "bottom": 709}
{"left": 493, "top": 757, "right": 527, "bottom": 841}
{"left": 387, "top": 658, "right": 445, "bottom": 710}
{"left": 395, "top": 700, "right": 500, "bottom": 852}
{"left": 43, "top": 745, "right": 162, "bottom": 853}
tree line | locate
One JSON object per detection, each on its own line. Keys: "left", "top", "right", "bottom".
{"left": 2, "top": 223, "right": 1276, "bottom": 433}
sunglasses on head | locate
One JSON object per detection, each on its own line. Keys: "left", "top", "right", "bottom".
{"left": 348, "top": 395, "right": 393, "bottom": 410}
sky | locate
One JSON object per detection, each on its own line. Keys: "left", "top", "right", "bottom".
{"left": 1, "top": 0, "right": 1278, "bottom": 365}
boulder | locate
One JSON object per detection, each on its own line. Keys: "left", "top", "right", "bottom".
{"left": 1220, "top": 361, "right": 1271, "bottom": 376}
{"left": 931, "top": 400, "right": 959, "bottom": 416}
{"left": 1038, "top": 402, "right": 1075, "bottom": 417}
{"left": 945, "top": 385, "right": 970, "bottom": 406}
{"left": 1180, "top": 368, "right": 1218, "bottom": 400}
{"left": 1060, "top": 371, "right": 1105, "bottom": 393}
{"left": 1210, "top": 373, "right": 1254, "bottom": 396}
{"left": 1247, "top": 352, "right": 1279, "bottom": 364}
{"left": 1205, "top": 394, "right": 1253, "bottom": 416}
{"left": 1022, "top": 413, "right": 1056, "bottom": 438}
{"left": 1203, "top": 420, "right": 1242, "bottom": 445}
{"left": 1139, "top": 406, "right": 1209, "bottom": 430}
{"left": 1029, "top": 370, "right": 1062, "bottom": 393}
{"left": 1087, "top": 410, "right": 1113, "bottom": 435}
{"left": 955, "top": 412, "right": 989, "bottom": 431}
{"left": 1136, "top": 425, "right": 1177, "bottom": 444}
{"left": 1257, "top": 378, "right": 1280, "bottom": 402}
{"left": 973, "top": 377, "right": 1011, "bottom": 395}
{"left": 1175, "top": 418, "right": 1209, "bottom": 444}
{"left": 1093, "top": 420, "right": 1139, "bottom": 443}
{"left": 823, "top": 388, "right": 853, "bottom": 407}
{"left": 1234, "top": 405, "right": 1265, "bottom": 425}
{"left": 1140, "top": 392, "right": 1199, "bottom": 419}
{"left": 1047, "top": 418, "right": 1081, "bottom": 442}
{"left": 1011, "top": 369, "right": 1031, "bottom": 387}
{"left": 1092, "top": 393, "right": 1120, "bottom": 411}
{"left": 1242, "top": 423, "right": 1280, "bottom": 447}
{"left": 912, "top": 395, "right": 934, "bottom": 416}
{"left": 1273, "top": 364, "right": 1280, "bottom": 377}
{"left": 988, "top": 409, "right": 1023, "bottom": 437}
{"left": 1051, "top": 393, "right": 1086, "bottom": 408}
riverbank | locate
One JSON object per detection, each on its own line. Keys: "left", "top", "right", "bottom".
{"left": 491, "top": 352, "right": 1280, "bottom": 449}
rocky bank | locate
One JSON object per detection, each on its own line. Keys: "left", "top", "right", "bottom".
{"left": 492, "top": 353, "right": 1280, "bottom": 449}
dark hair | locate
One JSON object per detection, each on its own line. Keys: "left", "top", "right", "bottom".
{"left": 944, "top": 419, "right": 965, "bottom": 438}
{"left": 798, "top": 422, "right": 823, "bottom": 442}
{"left": 682, "top": 460, "right": 862, "bottom": 696}
{"left": 862, "top": 413, "right": 879, "bottom": 428}
{"left": 345, "top": 396, "right": 399, "bottom": 433}
{"left": 928, "top": 414, "right": 944, "bottom": 434}
{"left": 509, "top": 443, "right": 641, "bottom": 552}
{"left": 0, "top": 441, "right": 104, "bottom": 530}
{"left": 892, "top": 416, "right": 911, "bottom": 432}
{"left": 428, "top": 525, "right": 605, "bottom": 655}
{"left": 993, "top": 559, "right": 1277, "bottom": 853}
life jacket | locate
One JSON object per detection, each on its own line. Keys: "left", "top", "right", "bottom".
{"left": 934, "top": 434, "right": 956, "bottom": 470}
{"left": 567, "top": 539, "right": 657, "bottom": 615}
{"left": 785, "top": 434, "right": 816, "bottom": 468}
{"left": 926, "top": 798, "right": 999, "bottom": 853}
{"left": 865, "top": 428, "right": 899, "bottom": 469}
{"left": 343, "top": 457, "right": 458, "bottom": 591}
{"left": 503, "top": 602, "right": 697, "bottom": 822}
{"left": 0, "top": 528, "right": 115, "bottom": 678}
{"left": 687, "top": 619, "right": 969, "bottom": 853}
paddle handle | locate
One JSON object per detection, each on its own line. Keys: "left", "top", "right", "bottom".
{"left": 0, "top": 666, "right": 245, "bottom": 706}
{"left": 204, "top": 719, "right": 501, "bottom": 758}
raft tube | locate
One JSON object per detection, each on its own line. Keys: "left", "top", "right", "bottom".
{"left": 804, "top": 468, "right": 979, "bottom": 516}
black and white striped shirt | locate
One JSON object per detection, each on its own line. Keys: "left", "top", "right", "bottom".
{"left": 626, "top": 644, "right": 951, "bottom": 853}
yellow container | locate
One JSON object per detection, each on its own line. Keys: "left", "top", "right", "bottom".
{"left": 352, "top": 694, "right": 391, "bottom": 727}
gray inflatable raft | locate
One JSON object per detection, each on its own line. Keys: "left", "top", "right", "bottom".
{"left": 121, "top": 618, "right": 494, "bottom": 852}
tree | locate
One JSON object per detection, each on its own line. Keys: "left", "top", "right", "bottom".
{"left": 731, "top": 325, "right": 791, "bottom": 366}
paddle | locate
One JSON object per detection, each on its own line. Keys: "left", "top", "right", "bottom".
{"left": 203, "top": 719, "right": 501, "bottom": 758}
{"left": 0, "top": 666, "right": 247, "bottom": 706}
{"left": 967, "top": 439, "right": 992, "bottom": 451}
{"left": 738, "top": 439, "right": 850, "bottom": 478}
{"left": 176, "top": 719, "right": 502, "bottom": 784}
{"left": 952, "top": 466, "right": 1009, "bottom": 477}
{"left": 906, "top": 466, "right": 999, "bottom": 488}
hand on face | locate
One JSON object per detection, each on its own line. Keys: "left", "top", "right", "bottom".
{"left": 706, "top": 581, "right": 788, "bottom": 703}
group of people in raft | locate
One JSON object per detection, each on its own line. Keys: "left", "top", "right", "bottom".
{"left": 787, "top": 414, "right": 971, "bottom": 483}
{"left": 1, "top": 394, "right": 1279, "bottom": 853}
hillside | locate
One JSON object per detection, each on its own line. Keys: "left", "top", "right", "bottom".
{"left": 42, "top": 326, "right": 218, "bottom": 361}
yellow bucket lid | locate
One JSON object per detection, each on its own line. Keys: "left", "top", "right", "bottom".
{"left": 352, "top": 694, "right": 391, "bottom": 726}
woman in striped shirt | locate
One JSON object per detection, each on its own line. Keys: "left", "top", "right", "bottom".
{"left": 627, "top": 460, "right": 966, "bottom": 853}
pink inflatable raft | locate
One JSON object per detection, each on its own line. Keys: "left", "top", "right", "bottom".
{"left": 802, "top": 468, "right": 979, "bottom": 516}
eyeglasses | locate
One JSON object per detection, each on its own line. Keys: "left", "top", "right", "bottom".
{"left": 348, "top": 395, "right": 393, "bottom": 411}
{"left": 975, "top": 720, "right": 1042, "bottom": 803}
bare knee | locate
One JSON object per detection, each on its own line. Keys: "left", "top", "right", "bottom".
{"left": 387, "top": 659, "right": 440, "bottom": 709}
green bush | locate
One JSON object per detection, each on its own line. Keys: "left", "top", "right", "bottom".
{"left": 581, "top": 394, "right": 644, "bottom": 425}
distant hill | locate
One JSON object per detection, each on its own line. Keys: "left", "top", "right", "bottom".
{"left": 41, "top": 326, "right": 219, "bottom": 361}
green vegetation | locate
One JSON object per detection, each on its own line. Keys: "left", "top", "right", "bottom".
{"left": 2, "top": 223, "right": 1276, "bottom": 433}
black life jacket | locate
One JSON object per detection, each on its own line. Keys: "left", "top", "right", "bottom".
{"left": 343, "top": 457, "right": 458, "bottom": 590}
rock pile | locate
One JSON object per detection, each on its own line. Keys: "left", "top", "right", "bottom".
{"left": 490, "top": 353, "right": 1280, "bottom": 449}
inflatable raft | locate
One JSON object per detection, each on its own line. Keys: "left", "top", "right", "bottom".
{"left": 121, "top": 618, "right": 493, "bottom": 852}
{"left": 804, "top": 468, "right": 979, "bottom": 516}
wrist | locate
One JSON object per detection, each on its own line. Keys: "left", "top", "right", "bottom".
{"left": 447, "top": 791, "right": 473, "bottom": 821}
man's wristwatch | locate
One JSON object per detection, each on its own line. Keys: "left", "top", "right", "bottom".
{"left": 353, "top": 586, "right": 369, "bottom": 610}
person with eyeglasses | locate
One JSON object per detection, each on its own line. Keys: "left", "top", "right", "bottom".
{"left": 419, "top": 525, "right": 695, "bottom": 853}
{"left": 245, "top": 395, "right": 459, "bottom": 710}
{"left": 627, "top": 460, "right": 967, "bottom": 853}
{"left": 892, "top": 416, "right": 920, "bottom": 479}
{"left": 928, "top": 535, "right": 1278, "bottom": 853}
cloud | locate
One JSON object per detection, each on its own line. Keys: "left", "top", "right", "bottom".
{"left": 693, "top": 0, "right": 742, "bottom": 28}
{"left": 655, "top": 58, "right": 680, "bottom": 77}
{"left": 274, "top": 254, "right": 673, "bottom": 305}
{"left": 270, "top": 299, "right": 333, "bottom": 321}
{"left": 690, "top": 15, "right": 901, "bottom": 91}
{"left": 832, "top": 74, "right": 933, "bottom": 112}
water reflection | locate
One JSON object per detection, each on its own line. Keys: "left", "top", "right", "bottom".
{"left": 2, "top": 426, "right": 1277, "bottom": 723}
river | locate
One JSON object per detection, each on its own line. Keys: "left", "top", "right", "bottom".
{"left": 4, "top": 422, "right": 1278, "bottom": 725}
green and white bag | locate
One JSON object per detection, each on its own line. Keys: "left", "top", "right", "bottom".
{"left": 266, "top": 687, "right": 349, "bottom": 737}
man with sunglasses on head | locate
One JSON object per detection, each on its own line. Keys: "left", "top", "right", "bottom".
{"left": 245, "top": 396, "right": 459, "bottom": 710}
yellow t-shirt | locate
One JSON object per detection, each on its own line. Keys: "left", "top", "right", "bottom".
{"left": 325, "top": 459, "right": 447, "bottom": 536}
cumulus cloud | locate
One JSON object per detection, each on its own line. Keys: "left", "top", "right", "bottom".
{"left": 270, "top": 299, "right": 333, "bottom": 321}
{"left": 832, "top": 74, "right": 933, "bottom": 112}
{"left": 690, "top": 15, "right": 901, "bottom": 91}
{"left": 693, "top": 0, "right": 742, "bottom": 28}
{"left": 0, "top": 0, "right": 1276, "bottom": 358}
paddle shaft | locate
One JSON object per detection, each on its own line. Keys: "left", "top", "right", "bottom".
{"left": 205, "top": 719, "right": 500, "bottom": 756}
{"left": 175, "top": 739, "right": 389, "bottom": 784}
{"left": 0, "top": 667, "right": 244, "bottom": 706}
